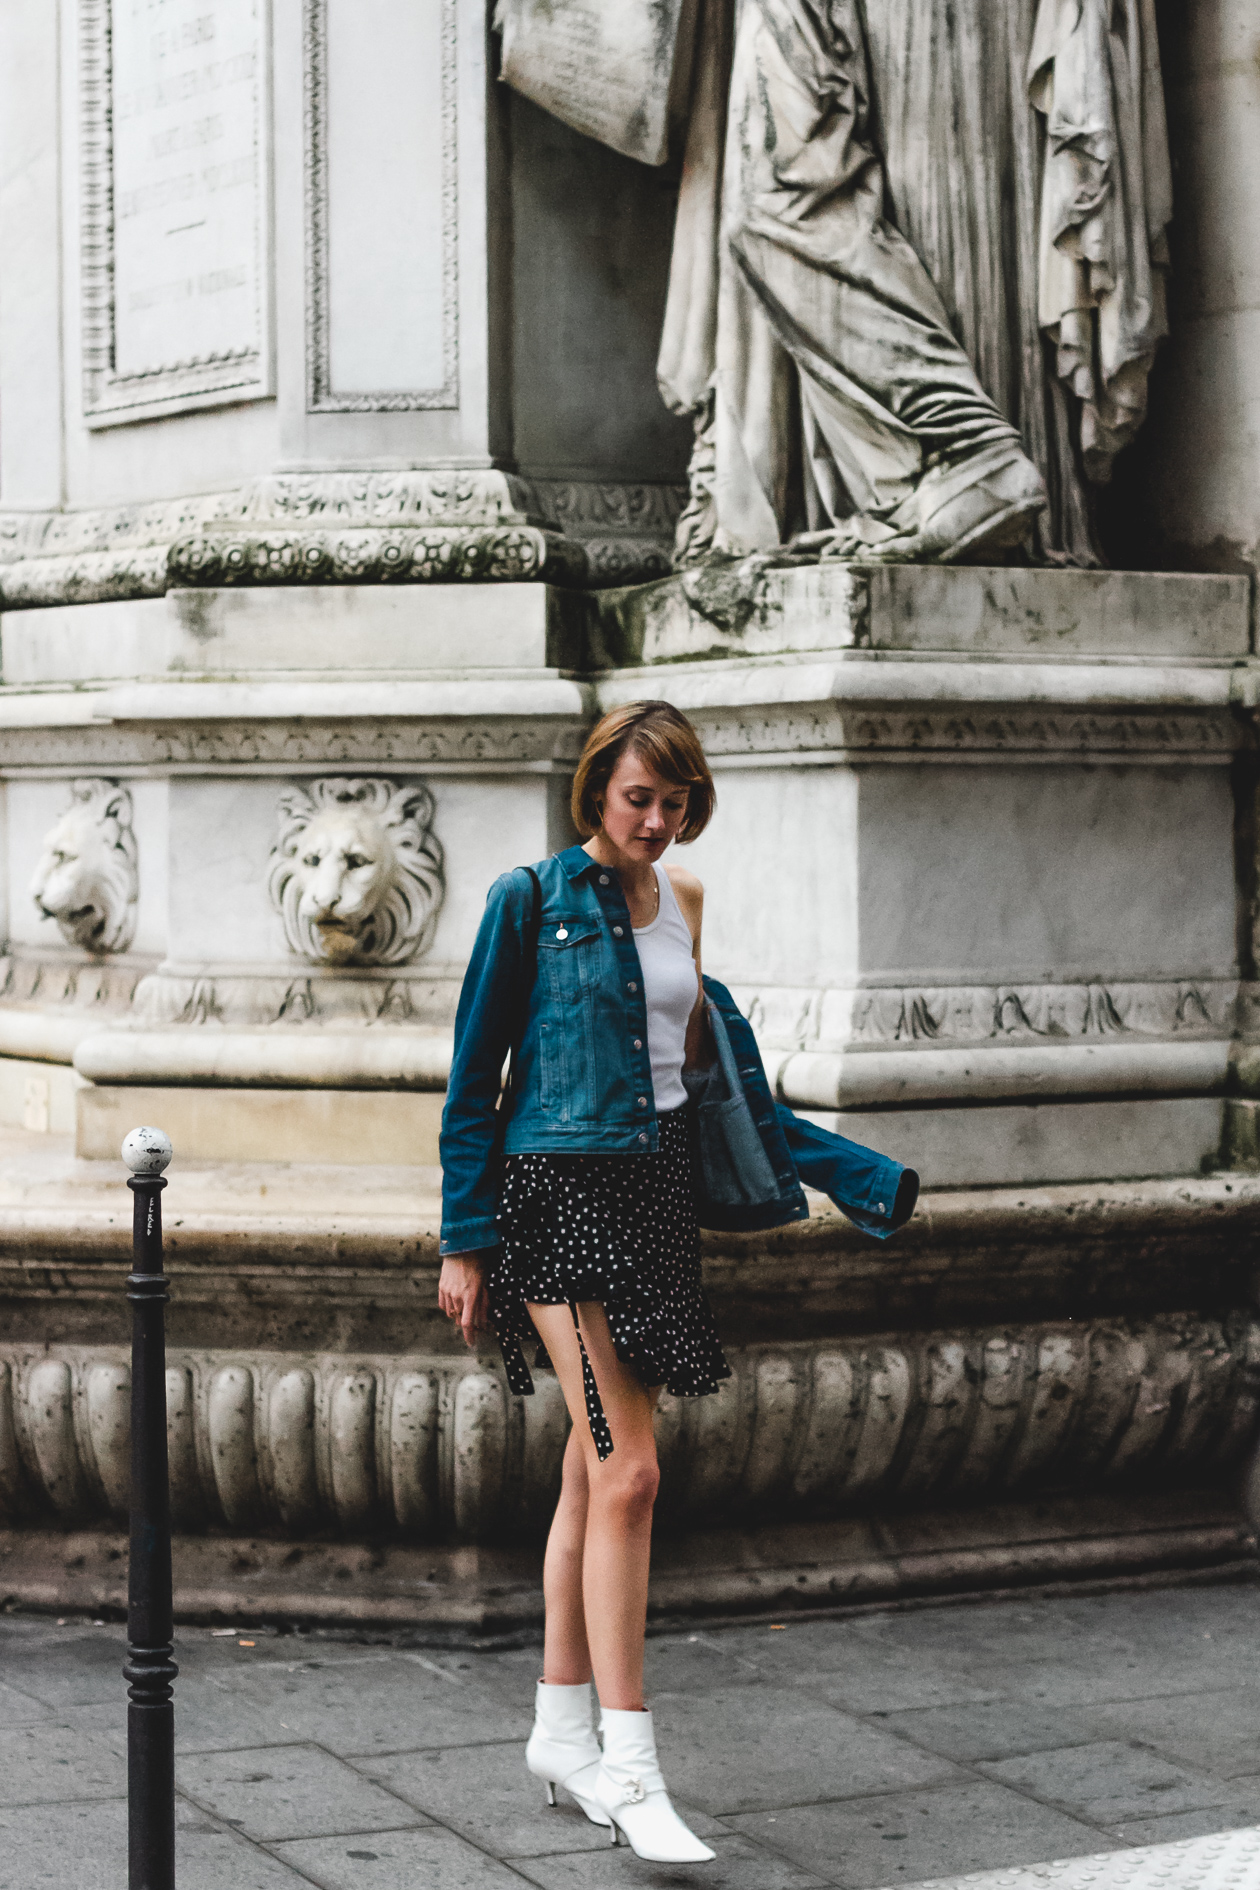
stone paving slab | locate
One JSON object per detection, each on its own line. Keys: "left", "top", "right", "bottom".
{"left": 176, "top": 1741, "right": 430, "bottom": 1844}
{"left": 356, "top": 1741, "right": 631, "bottom": 1859}
{"left": 645, "top": 1685, "right": 964, "bottom": 1817}
{"left": 271, "top": 1824, "right": 534, "bottom": 1890}
{"left": 4, "top": 1582, "right": 1260, "bottom": 1889}
{"left": 724, "top": 1781, "right": 1102, "bottom": 1889}
{"left": 978, "top": 1741, "right": 1237, "bottom": 1827}
{"left": 887, "top": 1823, "right": 1260, "bottom": 1889}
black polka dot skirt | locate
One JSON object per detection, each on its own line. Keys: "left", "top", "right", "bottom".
{"left": 488, "top": 1107, "right": 731, "bottom": 1459}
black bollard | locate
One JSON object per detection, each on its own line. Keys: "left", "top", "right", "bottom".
{"left": 123, "top": 1126, "right": 177, "bottom": 1890}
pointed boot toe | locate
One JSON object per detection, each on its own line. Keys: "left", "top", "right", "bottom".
{"left": 593, "top": 1706, "right": 716, "bottom": 1863}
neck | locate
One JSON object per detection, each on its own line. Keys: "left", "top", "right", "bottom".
{"left": 583, "top": 837, "right": 658, "bottom": 898}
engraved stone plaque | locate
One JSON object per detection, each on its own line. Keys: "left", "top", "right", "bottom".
{"left": 82, "top": 0, "right": 271, "bottom": 424}
{"left": 496, "top": 0, "right": 691, "bottom": 166}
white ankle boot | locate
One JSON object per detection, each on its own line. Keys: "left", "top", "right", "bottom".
{"left": 593, "top": 1706, "right": 715, "bottom": 1862}
{"left": 525, "top": 1680, "right": 611, "bottom": 1827}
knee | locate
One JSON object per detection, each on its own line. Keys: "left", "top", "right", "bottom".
{"left": 594, "top": 1453, "right": 660, "bottom": 1525}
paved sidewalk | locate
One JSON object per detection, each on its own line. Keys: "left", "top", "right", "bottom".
{"left": 2, "top": 1579, "right": 1260, "bottom": 1890}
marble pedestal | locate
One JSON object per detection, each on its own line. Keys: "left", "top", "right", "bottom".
{"left": 1, "top": 561, "right": 1249, "bottom": 1184}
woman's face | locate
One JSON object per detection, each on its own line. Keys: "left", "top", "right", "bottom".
{"left": 597, "top": 746, "right": 689, "bottom": 865}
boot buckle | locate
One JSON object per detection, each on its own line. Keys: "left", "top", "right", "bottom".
{"left": 623, "top": 1777, "right": 646, "bottom": 1805}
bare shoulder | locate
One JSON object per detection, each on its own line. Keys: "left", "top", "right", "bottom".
{"left": 665, "top": 863, "right": 704, "bottom": 934}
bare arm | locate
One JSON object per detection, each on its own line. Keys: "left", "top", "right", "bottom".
{"left": 667, "top": 864, "right": 708, "bottom": 1069}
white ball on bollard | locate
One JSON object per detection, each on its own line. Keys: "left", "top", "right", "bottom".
{"left": 121, "top": 1126, "right": 173, "bottom": 1175}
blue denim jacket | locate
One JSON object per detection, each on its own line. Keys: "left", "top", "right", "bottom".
{"left": 439, "top": 845, "right": 916, "bottom": 1253}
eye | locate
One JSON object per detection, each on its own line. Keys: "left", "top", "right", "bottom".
{"left": 345, "top": 854, "right": 370, "bottom": 870}
{"left": 302, "top": 852, "right": 320, "bottom": 867}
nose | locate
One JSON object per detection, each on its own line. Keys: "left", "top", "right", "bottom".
{"left": 309, "top": 862, "right": 343, "bottom": 915}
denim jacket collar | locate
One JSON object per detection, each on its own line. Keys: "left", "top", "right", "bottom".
{"left": 557, "top": 844, "right": 599, "bottom": 881}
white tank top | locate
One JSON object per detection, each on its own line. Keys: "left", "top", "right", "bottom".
{"left": 633, "top": 864, "right": 698, "bottom": 1112}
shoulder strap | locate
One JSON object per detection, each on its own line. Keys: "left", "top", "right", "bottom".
{"left": 505, "top": 866, "right": 542, "bottom": 1097}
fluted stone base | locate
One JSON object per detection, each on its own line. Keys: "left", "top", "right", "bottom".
{"left": 1, "top": 1128, "right": 1258, "bottom": 1621}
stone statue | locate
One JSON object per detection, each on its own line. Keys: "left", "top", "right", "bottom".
{"left": 268, "top": 778, "right": 445, "bottom": 967}
{"left": 498, "top": 0, "right": 1171, "bottom": 567}
{"left": 31, "top": 779, "right": 139, "bottom": 955}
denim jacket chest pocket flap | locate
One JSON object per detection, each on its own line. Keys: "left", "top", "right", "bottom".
{"left": 538, "top": 915, "right": 604, "bottom": 977}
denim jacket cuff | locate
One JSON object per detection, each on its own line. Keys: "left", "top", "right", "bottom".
{"left": 439, "top": 1217, "right": 501, "bottom": 1256}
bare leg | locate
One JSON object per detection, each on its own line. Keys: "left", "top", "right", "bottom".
{"left": 542, "top": 1428, "right": 592, "bottom": 1685}
{"left": 528, "top": 1302, "right": 661, "bottom": 1713}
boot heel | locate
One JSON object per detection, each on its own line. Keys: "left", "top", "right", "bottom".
{"left": 545, "top": 1781, "right": 557, "bottom": 1808}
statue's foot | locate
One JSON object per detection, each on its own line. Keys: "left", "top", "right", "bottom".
{"left": 919, "top": 446, "right": 1048, "bottom": 563}
{"left": 795, "top": 443, "right": 1047, "bottom": 566}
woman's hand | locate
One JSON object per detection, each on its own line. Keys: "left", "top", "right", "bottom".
{"left": 438, "top": 1254, "right": 491, "bottom": 1348}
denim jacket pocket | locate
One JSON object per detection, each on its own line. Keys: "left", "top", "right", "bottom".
{"left": 536, "top": 917, "right": 605, "bottom": 1120}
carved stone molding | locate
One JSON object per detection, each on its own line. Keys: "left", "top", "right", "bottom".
{"left": 0, "top": 478, "right": 687, "bottom": 606}
{"left": 228, "top": 470, "right": 543, "bottom": 528}
{"left": 303, "top": 0, "right": 458, "bottom": 412}
{"left": 0, "top": 716, "right": 589, "bottom": 773}
{"left": 688, "top": 705, "right": 1243, "bottom": 762}
{"left": 0, "top": 949, "right": 149, "bottom": 1017}
{"left": 738, "top": 979, "right": 1239, "bottom": 1053}
{"left": 167, "top": 526, "right": 588, "bottom": 588}
{"left": 2, "top": 1315, "right": 1254, "bottom": 1542}
{"left": 129, "top": 968, "right": 461, "bottom": 1031}
{"left": 30, "top": 780, "right": 139, "bottom": 956}
{"left": 268, "top": 777, "right": 445, "bottom": 967}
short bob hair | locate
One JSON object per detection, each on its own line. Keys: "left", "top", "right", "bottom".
{"left": 571, "top": 701, "right": 715, "bottom": 844}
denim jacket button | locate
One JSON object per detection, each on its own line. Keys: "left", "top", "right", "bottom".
{"left": 627, "top": 981, "right": 638, "bottom": 993}
{"left": 633, "top": 1038, "right": 642, "bottom": 1050}
{"left": 613, "top": 925, "right": 624, "bottom": 938}
{"left": 599, "top": 874, "right": 610, "bottom": 885}
{"left": 638, "top": 1133, "right": 648, "bottom": 1144}
{"left": 637, "top": 1096, "right": 647, "bottom": 1107}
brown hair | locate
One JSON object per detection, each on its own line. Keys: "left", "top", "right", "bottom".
{"left": 571, "top": 701, "right": 716, "bottom": 843}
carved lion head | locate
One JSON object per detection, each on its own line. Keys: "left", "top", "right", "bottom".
{"left": 268, "top": 778, "right": 445, "bottom": 966}
{"left": 31, "top": 779, "right": 139, "bottom": 955}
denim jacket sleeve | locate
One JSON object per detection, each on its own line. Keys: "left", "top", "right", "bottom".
{"left": 439, "top": 869, "right": 533, "bottom": 1254}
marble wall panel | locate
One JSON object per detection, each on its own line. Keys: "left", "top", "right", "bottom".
{"left": 166, "top": 777, "right": 285, "bottom": 964}
{"left": 684, "top": 765, "right": 862, "bottom": 988}
{"left": 855, "top": 764, "right": 1235, "bottom": 980}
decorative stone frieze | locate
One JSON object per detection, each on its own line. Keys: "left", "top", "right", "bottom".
{"left": 167, "top": 525, "right": 588, "bottom": 589}
{"left": 738, "top": 979, "right": 1239, "bottom": 1053}
{"left": 128, "top": 968, "right": 461, "bottom": 1032}
{"left": 0, "top": 949, "right": 147, "bottom": 1016}
{"left": 268, "top": 777, "right": 445, "bottom": 966}
{"left": 30, "top": 781, "right": 139, "bottom": 955}
{"left": 3, "top": 1315, "right": 1254, "bottom": 1543}
{"left": 0, "top": 473, "right": 685, "bottom": 606}
{"left": 684, "top": 704, "right": 1242, "bottom": 763}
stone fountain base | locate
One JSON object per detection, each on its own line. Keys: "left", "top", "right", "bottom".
{"left": 1, "top": 1129, "right": 1257, "bottom": 1625}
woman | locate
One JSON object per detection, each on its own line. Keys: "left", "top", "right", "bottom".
{"left": 437, "top": 700, "right": 916, "bottom": 1862}
{"left": 438, "top": 700, "right": 720, "bottom": 1862}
